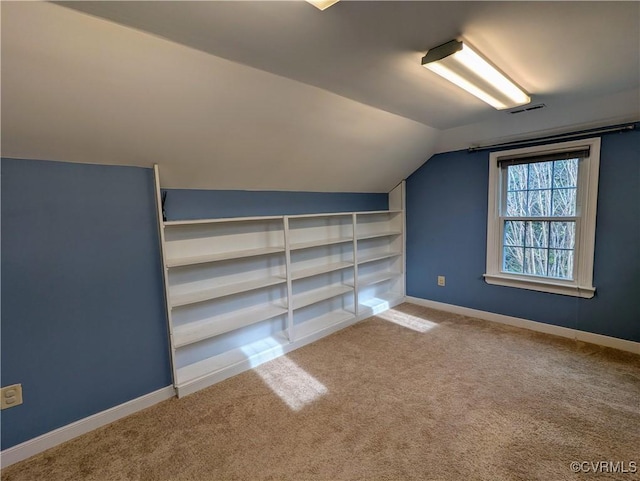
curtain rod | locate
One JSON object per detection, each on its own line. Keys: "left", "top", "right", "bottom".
{"left": 467, "top": 123, "right": 636, "bottom": 152}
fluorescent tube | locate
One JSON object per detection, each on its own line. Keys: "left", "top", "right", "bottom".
{"left": 422, "top": 40, "right": 531, "bottom": 110}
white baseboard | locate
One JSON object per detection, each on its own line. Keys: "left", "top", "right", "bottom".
{"left": 405, "top": 296, "right": 640, "bottom": 355}
{"left": 0, "top": 386, "right": 175, "bottom": 469}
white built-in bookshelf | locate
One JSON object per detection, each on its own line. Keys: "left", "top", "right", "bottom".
{"left": 154, "top": 167, "right": 405, "bottom": 397}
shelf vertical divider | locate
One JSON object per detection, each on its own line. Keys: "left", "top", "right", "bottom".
{"left": 153, "top": 164, "right": 178, "bottom": 392}
{"left": 389, "top": 181, "right": 407, "bottom": 298}
{"left": 283, "top": 216, "right": 294, "bottom": 342}
{"left": 353, "top": 212, "right": 359, "bottom": 317}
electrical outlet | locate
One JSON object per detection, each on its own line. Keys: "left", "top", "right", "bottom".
{"left": 437, "top": 276, "right": 446, "bottom": 287}
{"left": 1, "top": 384, "right": 23, "bottom": 410}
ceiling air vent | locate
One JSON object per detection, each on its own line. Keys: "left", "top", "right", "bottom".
{"left": 508, "top": 103, "right": 546, "bottom": 114}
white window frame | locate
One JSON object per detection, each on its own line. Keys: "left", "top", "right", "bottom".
{"left": 484, "top": 137, "right": 601, "bottom": 298}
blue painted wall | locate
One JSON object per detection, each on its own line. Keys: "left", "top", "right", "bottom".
{"left": 163, "top": 189, "right": 388, "bottom": 220}
{"left": 1, "top": 158, "right": 172, "bottom": 450}
{"left": 406, "top": 125, "right": 640, "bottom": 342}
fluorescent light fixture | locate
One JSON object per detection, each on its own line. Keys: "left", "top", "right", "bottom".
{"left": 421, "top": 39, "right": 530, "bottom": 110}
{"left": 306, "top": 0, "right": 340, "bottom": 11}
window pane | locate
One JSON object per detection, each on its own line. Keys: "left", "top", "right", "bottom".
{"left": 553, "top": 159, "right": 578, "bottom": 188}
{"left": 552, "top": 188, "right": 576, "bottom": 216}
{"left": 504, "top": 221, "right": 524, "bottom": 246}
{"left": 524, "top": 248, "right": 548, "bottom": 276}
{"left": 550, "top": 222, "right": 575, "bottom": 249}
{"left": 507, "top": 164, "right": 527, "bottom": 191}
{"left": 503, "top": 246, "right": 524, "bottom": 273}
{"left": 528, "top": 162, "right": 553, "bottom": 189}
{"left": 549, "top": 249, "right": 574, "bottom": 279}
{"left": 528, "top": 189, "right": 551, "bottom": 216}
{"left": 506, "top": 191, "right": 527, "bottom": 216}
{"left": 525, "top": 221, "right": 549, "bottom": 247}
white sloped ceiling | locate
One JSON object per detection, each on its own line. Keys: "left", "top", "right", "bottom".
{"left": 1, "top": 2, "right": 437, "bottom": 192}
{"left": 2, "top": 2, "right": 638, "bottom": 191}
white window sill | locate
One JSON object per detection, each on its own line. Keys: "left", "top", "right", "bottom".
{"left": 483, "top": 273, "right": 595, "bottom": 298}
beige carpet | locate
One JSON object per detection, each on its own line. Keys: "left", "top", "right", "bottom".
{"left": 3, "top": 303, "right": 639, "bottom": 481}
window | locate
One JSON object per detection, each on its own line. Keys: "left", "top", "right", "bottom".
{"left": 484, "top": 137, "right": 601, "bottom": 298}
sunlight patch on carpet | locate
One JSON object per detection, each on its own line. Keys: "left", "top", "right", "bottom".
{"left": 254, "top": 356, "right": 328, "bottom": 411}
{"left": 376, "top": 309, "right": 438, "bottom": 333}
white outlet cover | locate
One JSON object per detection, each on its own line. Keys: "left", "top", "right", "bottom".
{"left": 1, "top": 384, "right": 23, "bottom": 409}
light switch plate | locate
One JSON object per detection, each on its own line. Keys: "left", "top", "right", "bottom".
{"left": 1, "top": 384, "right": 23, "bottom": 409}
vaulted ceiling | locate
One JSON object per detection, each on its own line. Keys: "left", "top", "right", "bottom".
{"left": 2, "top": 1, "right": 638, "bottom": 191}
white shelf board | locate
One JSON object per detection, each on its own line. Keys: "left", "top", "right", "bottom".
{"left": 291, "top": 261, "right": 354, "bottom": 281}
{"left": 359, "top": 293, "right": 405, "bottom": 317}
{"left": 170, "top": 276, "right": 286, "bottom": 308}
{"left": 294, "top": 309, "right": 355, "bottom": 340}
{"left": 289, "top": 236, "right": 353, "bottom": 251}
{"left": 286, "top": 212, "right": 353, "bottom": 219}
{"left": 164, "top": 215, "right": 283, "bottom": 226}
{"left": 291, "top": 284, "right": 353, "bottom": 310}
{"left": 356, "top": 231, "right": 402, "bottom": 241}
{"left": 357, "top": 270, "right": 401, "bottom": 287}
{"left": 166, "top": 246, "right": 285, "bottom": 268}
{"left": 173, "top": 303, "right": 288, "bottom": 348}
{"left": 357, "top": 251, "right": 402, "bottom": 265}
{"left": 176, "top": 333, "right": 290, "bottom": 386}
{"left": 356, "top": 210, "right": 403, "bottom": 216}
